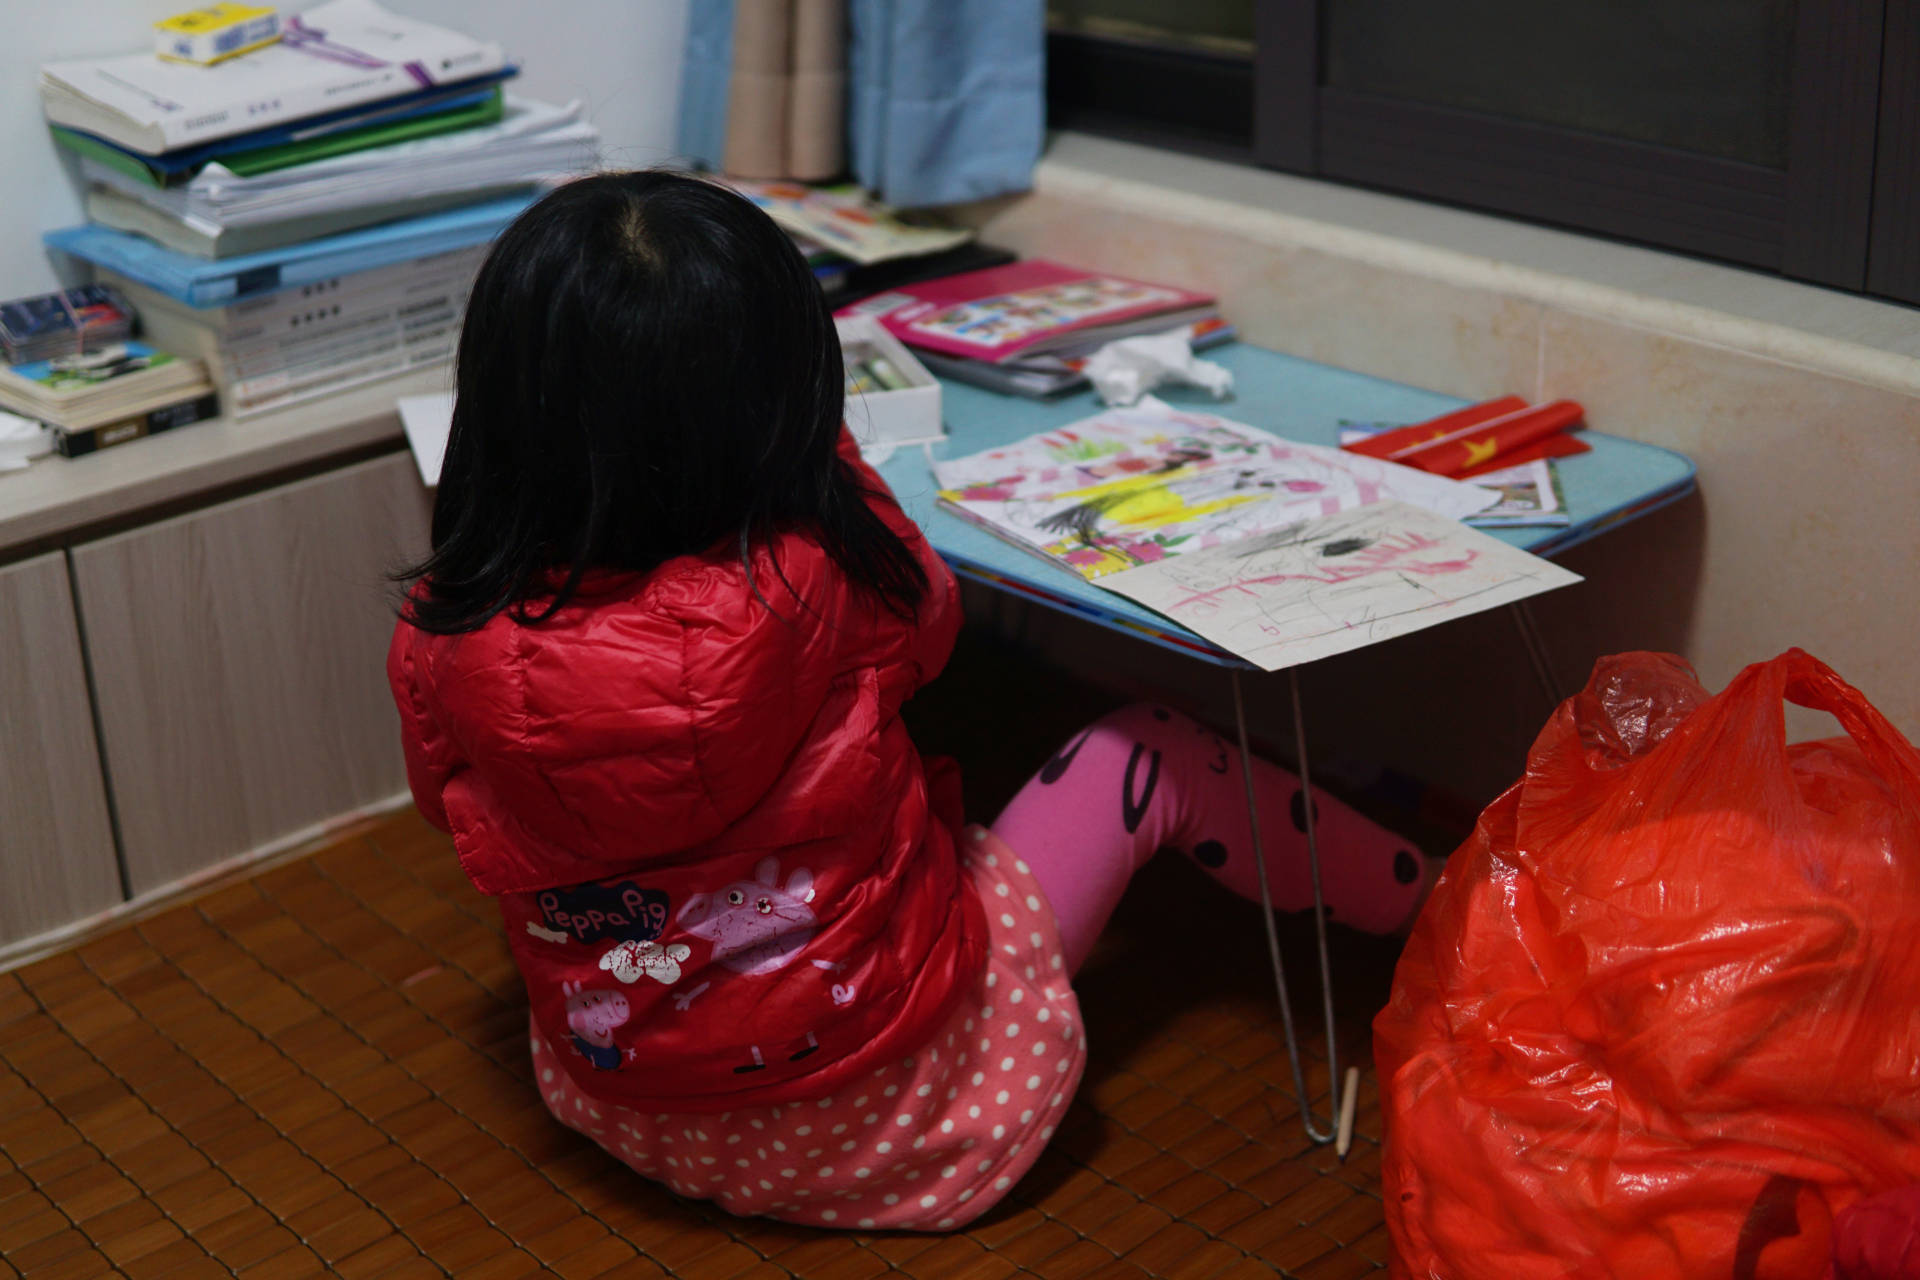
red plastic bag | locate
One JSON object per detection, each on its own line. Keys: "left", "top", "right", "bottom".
{"left": 1375, "top": 650, "right": 1920, "bottom": 1280}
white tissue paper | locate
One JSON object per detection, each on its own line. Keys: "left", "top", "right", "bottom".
{"left": 1085, "top": 325, "right": 1235, "bottom": 407}
{"left": 0, "top": 409, "right": 53, "bottom": 473}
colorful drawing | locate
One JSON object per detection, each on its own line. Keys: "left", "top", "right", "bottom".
{"left": 934, "top": 402, "right": 1499, "bottom": 580}
{"left": 1098, "top": 501, "right": 1582, "bottom": 671}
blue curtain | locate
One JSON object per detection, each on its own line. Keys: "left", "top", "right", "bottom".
{"left": 676, "top": 0, "right": 737, "bottom": 169}
{"left": 677, "top": 0, "right": 1045, "bottom": 208}
{"left": 847, "top": 0, "right": 1045, "bottom": 208}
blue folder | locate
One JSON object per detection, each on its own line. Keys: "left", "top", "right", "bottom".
{"left": 45, "top": 194, "right": 536, "bottom": 308}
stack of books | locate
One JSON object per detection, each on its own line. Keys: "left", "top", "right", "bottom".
{"left": 37, "top": 0, "right": 598, "bottom": 423}
{"left": 0, "top": 287, "right": 217, "bottom": 456}
{"left": 840, "top": 260, "right": 1234, "bottom": 399}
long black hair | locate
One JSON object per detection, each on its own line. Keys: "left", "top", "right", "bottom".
{"left": 396, "top": 170, "right": 927, "bottom": 634}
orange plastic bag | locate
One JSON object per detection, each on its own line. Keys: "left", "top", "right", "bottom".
{"left": 1375, "top": 650, "right": 1920, "bottom": 1280}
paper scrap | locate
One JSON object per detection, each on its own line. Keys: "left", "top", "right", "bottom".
{"left": 397, "top": 391, "right": 452, "bottom": 486}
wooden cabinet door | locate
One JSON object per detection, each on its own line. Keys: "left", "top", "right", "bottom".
{"left": 0, "top": 552, "right": 123, "bottom": 945}
{"left": 70, "top": 453, "right": 433, "bottom": 895}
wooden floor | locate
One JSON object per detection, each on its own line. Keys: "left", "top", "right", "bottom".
{"left": 0, "top": 800, "right": 1410, "bottom": 1280}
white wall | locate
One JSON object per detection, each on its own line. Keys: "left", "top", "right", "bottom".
{"left": 2, "top": 0, "right": 690, "bottom": 297}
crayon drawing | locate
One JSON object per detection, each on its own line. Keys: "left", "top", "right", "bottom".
{"left": 934, "top": 402, "right": 1498, "bottom": 580}
{"left": 1099, "top": 501, "right": 1582, "bottom": 671}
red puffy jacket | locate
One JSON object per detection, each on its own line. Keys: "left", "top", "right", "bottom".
{"left": 387, "top": 445, "right": 987, "bottom": 1112}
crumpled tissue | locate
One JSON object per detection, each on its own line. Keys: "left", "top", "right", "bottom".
{"left": 1085, "top": 325, "right": 1235, "bottom": 407}
{"left": 0, "top": 409, "right": 52, "bottom": 473}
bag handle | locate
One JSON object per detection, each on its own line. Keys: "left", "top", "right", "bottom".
{"left": 1750, "top": 648, "right": 1920, "bottom": 806}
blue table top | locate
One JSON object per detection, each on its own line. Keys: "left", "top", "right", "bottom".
{"left": 875, "top": 343, "right": 1696, "bottom": 666}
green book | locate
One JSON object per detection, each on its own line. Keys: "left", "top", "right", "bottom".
{"left": 51, "top": 89, "right": 505, "bottom": 188}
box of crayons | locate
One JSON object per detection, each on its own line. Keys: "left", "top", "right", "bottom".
{"left": 836, "top": 315, "right": 942, "bottom": 449}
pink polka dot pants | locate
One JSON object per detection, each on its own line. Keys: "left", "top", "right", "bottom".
{"left": 531, "top": 827, "right": 1088, "bottom": 1231}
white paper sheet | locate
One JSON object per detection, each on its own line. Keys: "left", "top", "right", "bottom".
{"left": 397, "top": 392, "right": 453, "bottom": 486}
{"left": 1099, "top": 500, "right": 1582, "bottom": 671}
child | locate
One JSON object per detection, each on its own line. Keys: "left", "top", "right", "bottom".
{"left": 388, "top": 171, "right": 1431, "bottom": 1233}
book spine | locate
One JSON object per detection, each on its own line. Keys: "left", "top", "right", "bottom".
{"left": 54, "top": 392, "right": 219, "bottom": 458}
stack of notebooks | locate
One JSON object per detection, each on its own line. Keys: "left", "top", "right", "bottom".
{"left": 0, "top": 286, "right": 217, "bottom": 456}
{"left": 841, "top": 260, "right": 1234, "bottom": 398}
{"left": 37, "top": 0, "right": 598, "bottom": 423}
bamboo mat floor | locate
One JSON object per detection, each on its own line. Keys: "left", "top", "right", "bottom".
{"left": 2, "top": 630, "right": 1425, "bottom": 1278}
{"left": 0, "top": 803, "right": 1409, "bottom": 1279}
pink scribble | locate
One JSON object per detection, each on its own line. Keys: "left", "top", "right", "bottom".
{"left": 1170, "top": 530, "right": 1478, "bottom": 612}
{"left": 1282, "top": 479, "right": 1325, "bottom": 493}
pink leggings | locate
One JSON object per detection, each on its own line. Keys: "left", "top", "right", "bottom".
{"left": 990, "top": 704, "right": 1432, "bottom": 973}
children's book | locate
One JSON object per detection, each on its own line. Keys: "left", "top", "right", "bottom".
{"left": 913, "top": 316, "right": 1236, "bottom": 399}
{"left": 726, "top": 180, "right": 974, "bottom": 265}
{"left": 0, "top": 341, "right": 214, "bottom": 431}
{"left": 872, "top": 261, "right": 1217, "bottom": 365}
{"left": 932, "top": 400, "right": 1498, "bottom": 580}
{"left": 39, "top": 0, "right": 508, "bottom": 155}
{"left": 1339, "top": 421, "right": 1570, "bottom": 526}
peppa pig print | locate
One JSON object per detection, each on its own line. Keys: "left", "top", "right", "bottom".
{"left": 676, "top": 857, "right": 817, "bottom": 976}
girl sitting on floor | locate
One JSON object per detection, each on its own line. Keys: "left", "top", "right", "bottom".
{"left": 387, "top": 171, "right": 1431, "bottom": 1232}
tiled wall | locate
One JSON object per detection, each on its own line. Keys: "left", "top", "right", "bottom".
{"left": 960, "top": 167, "right": 1920, "bottom": 812}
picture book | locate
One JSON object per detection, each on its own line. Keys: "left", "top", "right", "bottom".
{"left": 726, "top": 180, "right": 974, "bottom": 265}
{"left": 40, "top": 0, "right": 508, "bottom": 155}
{"left": 0, "top": 341, "right": 214, "bottom": 431}
{"left": 931, "top": 400, "right": 1498, "bottom": 580}
{"left": 873, "top": 261, "right": 1216, "bottom": 364}
{"left": 1100, "top": 501, "right": 1582, "bottom": 672}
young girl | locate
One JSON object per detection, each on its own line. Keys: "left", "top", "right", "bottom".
{"left": 388, "top": 171, "right": 1431, "bottom": 1232}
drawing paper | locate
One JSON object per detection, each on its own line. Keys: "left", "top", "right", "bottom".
{"left": 933, "top": 401, "right": 1499, "bottom": 579}
{"left": 1099, "top": 501, "right": 1581, "bottom": 671}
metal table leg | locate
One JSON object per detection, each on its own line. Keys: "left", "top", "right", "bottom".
{"left": 1232, "top": 667, "right": 1352, "bottom": 1148}
{"left": 1509, "top": 601, "right": 1563, "bottom": 706}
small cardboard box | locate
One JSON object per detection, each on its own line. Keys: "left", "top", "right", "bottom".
{"left": 156, "top": 5, "right": 282, "bottom": 65}
{"left": 836, "top": 315, "right": 942, "bottom": 449}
